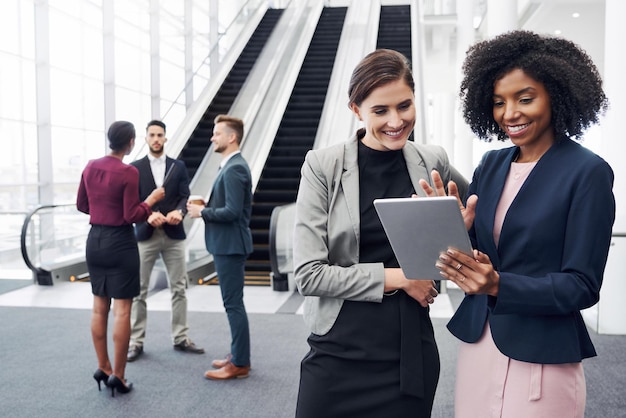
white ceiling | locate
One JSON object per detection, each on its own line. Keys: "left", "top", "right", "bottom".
{"left": 420, "top": 0, "right": 607, "bottom": 95}
{"left": 520, "top": 0, "right": 605, "bottom": 74}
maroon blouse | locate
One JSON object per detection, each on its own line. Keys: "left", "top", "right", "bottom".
{"left": 77, "top": 155, "right": 151, "bottom": 226}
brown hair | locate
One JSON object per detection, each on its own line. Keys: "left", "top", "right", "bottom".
{"left": 348, "top": 49, "right": 414, "bottom": 108}
{"left": 214, "top": 114, "right": 244, "bottom": 144}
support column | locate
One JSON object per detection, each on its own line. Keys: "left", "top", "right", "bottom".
{"left": 469, "top": 0, "right": 518, "bottom": 169}
{"left": 453, "top": 0, "right": 476, "bottom": 180}
{"left": 102, "top": 0, "right": 115, "bottom": 143}
{"left": 209, "top": 0, "right": 219, "bottom": 77}
{"left": 487, "top": 0, "right": 517, "bottom": 37}
{"left": 184, "top": 0, "right": 194, "bottom": 109}
{"left": 410, "top": 0, "right": 428, "bottom": 144}
{"left": 34, "top": 0, "right": 53, "bottom": 205}
{"left": 602, "top": 0, "right": 626, "bottom": 233}
{"left": 149, "top": 0, "right": 161, "bottom": 118}
{"left": 585, "top": 0, "right": 626, "bottom": 335}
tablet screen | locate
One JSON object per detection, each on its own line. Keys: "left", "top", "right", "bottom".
{"left": 374, "top": 196, "right": 472, "bottom": 280}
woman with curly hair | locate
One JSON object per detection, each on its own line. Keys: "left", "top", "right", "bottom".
{"left": 432, "top": 31, "right": 615, "bottom": 416}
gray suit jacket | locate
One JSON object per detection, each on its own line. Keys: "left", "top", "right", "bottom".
{"left": 293, "top": 134, "right": 468, "bottom": 335}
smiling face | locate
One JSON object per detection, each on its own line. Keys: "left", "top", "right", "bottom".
{"left": 211, "top": 121, "right": 235, "bottom": 155}
{"left": 350, "top": 79, "right": 416, "bottom": 151}
{"left": 493, "top": 68, "right": 555, "bottom": 159}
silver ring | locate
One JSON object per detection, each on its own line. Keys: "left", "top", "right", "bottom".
{"left": 455, "top": 263, "right": 462, "bottom": 271}
{"left": 460, "top": 276, "right": 466, "bottom": 283}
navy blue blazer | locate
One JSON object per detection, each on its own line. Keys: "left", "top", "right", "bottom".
{"left": 131, "top": 156, "right": 190, "bottom": 241}
{"left": 448, "top": 138, "right": 615, "bottom": 364}
{"left": 202, "top": 153, "right": 253, "bottom": 256}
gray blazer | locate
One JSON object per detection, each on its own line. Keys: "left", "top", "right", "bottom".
{"left": 293, "top": 134, "right": 468, "bottom": 335}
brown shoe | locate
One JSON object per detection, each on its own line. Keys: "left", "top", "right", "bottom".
{"left": 211, "top": 354, "right": 232, "bottom": 369}
{"left": 212, "top": 354, "right": 252, "bottom": 370}
{"left": 204, "top": 361, "right": 250, "bottom": 380}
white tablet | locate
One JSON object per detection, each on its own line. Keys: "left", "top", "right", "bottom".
{"left": 374, "top": 196, "right": 473, "bottom": 280}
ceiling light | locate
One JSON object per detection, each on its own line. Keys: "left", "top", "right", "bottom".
{"left": 572, "top": 12, "right": 580, "bottom": 18}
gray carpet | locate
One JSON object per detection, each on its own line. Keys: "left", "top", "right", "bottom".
{"left": 0, "top": 289, "right": 624, "bottom": 417}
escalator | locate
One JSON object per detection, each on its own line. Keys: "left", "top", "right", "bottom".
{"left": 20, "top": 9, "right": 285, "bottom": 287}
{"left": 245, "top": 7, "right": 348, "bottom": 285}
{"left": 376, "top": 5, "right": 412, "bottom": 63}
{"left": 178, "top": 9, "right": 284, "bottom": 179}
{"left": 377, "top": 4, "right": 414, "bottom": 143}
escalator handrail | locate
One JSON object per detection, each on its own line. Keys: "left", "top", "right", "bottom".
{"left": 238, "top": 0, "right": 323, "bottom": 190}
{"left": 268, "top": 204, "right": 282, "bottom": 279}
{"left": 312, "top": 0, "right": 379, "bottom": 151}
{"left": 269, "top": 204, "right": 290, "bottom": 278}
{"left": 128, "top": 0, "right": 269, "bottom": 163}
{"left": 158, "top": 0, "right": 268, "bottom": 124}
{"left": 184, "top": 1, "right": 321, "bottom": 241}
{"left": 178, "top": 4, "right": 319, "bottom": 277}
{"left": 20, "top": 203, "right": 76, "bottom": 274}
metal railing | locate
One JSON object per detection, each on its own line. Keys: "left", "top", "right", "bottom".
{"left": 268, "top": 203, "right": 295, "bottom": 291}
{"left": 20, "top": 204, "right": 90, "bottom": 285}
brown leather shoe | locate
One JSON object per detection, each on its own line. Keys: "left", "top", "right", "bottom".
{"left": 212, "top": 354, "right": 252, "bottom": 370}
{"left": 211, "top": 354, "right": 232, "bottom": 369}
{"left": 204, "top": 361, "right": 250, "bottom": 380}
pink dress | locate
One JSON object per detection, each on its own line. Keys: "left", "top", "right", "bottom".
{"left": 454, "top": 162, "right": 586, "bottom": 418}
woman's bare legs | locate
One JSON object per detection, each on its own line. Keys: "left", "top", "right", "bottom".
{"left": 112, "top": 298, "right": 133, "bottom": 380}
{"left": 92, "top": 295, "right": 113, "bottom": 374}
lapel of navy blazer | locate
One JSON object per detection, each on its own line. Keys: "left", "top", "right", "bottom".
{"left": 130, "top": 155, "right": 190, "bottom": 241}
{"left": 448, "top": 138, "right": 615, "bottom": 364}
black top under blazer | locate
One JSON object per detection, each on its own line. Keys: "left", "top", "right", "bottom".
{"left": 131, "top": 156, "right": 190, "bottom": 241}
{"left": 447, "top": 138, "right": 615, "bottom": 364}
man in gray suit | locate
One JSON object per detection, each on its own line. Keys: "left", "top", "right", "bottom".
{"left": 187, "top": 114, "right": 253, "bottom": 380}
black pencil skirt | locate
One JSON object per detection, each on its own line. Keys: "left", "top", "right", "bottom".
{"left": 295, "top": 291, "right": 440, "bottom": 418}
{"left": 85, "top": 224, "right": 140, "bottom": 299}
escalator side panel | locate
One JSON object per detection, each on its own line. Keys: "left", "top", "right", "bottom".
{"left": 246, "top": 7, "right": 348, "bottom": 281}
{"left": 178, "top": 9, "right": 285, "bottom": 180}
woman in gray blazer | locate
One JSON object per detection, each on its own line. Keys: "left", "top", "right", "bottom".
{"left": 293, "top": 49, "right": 468, "bottom": 417}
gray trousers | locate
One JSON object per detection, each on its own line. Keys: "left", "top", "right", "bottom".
{"left": 130, "top": 228, "right": 189, "bottom": 346}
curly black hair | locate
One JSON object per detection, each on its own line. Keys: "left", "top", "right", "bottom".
{"left": 459, "top": 30, "right": 608, "bottom": 142}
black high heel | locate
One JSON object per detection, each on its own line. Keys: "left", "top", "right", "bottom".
{"left": 93, "top": 369, "right": 110, "bottom": 391}
{"left": 107, "top": 375, "right": 133, "bottom": 397}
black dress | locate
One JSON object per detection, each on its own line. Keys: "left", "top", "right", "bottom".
{"left": 295, "top": 140, "right": 440, "bottom": 418}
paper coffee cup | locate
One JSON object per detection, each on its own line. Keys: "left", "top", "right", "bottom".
{"left": 188, "top": 195, "right": 205, "bottom": 206}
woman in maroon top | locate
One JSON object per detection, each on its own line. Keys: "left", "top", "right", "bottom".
{"left": 77, "top": 121, "right": 164, "bottom": 396}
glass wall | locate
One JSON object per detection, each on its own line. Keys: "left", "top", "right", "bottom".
{"left": 0, "top": 0, "right": 250, "bottom": 212}
{"left": 0, "top": 0, "right": 37, "bottom": 211}
{"left": 0, "top": 0, "right": 254, "bottom": 275}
